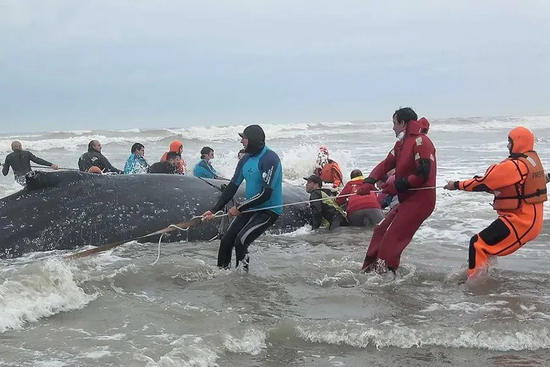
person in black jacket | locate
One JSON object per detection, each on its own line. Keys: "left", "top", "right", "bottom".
{"left": 304, "top": 174, "right": 348, "bottom": 230}
{"left": 148, "top": 151, "right": 181, "bottom": 174}
{"left": 78, "top": 140, "right": 123, "bottom": 174}
{"left": 2, "top": 141, "right": 59, "bottom": 185}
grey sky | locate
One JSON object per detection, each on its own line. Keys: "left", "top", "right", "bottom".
{"left": 1, "top": 0, "right": 549, "bottom": 133}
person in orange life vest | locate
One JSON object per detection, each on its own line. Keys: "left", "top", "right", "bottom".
{"left": 160, "top": 140, "right": 186, "bottom": 174}
{"left": 335, "top": 169, "right": 384, "bottom": 226}
{"left": 313, "top": 146, "right": 343, "bottom": 188}
{"left": 356, "top": 107, "right": 437, "bottom": 274}
{"left": 444, "top": 126, "right": 547, "bottom": 278}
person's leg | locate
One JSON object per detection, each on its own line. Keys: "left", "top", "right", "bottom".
{"left": 234, "top": 211, "right": 279, "bottom": 270}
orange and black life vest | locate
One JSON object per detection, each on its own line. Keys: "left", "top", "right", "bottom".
{"left": 493, "top": 151, "right": 547, "bottom": 210}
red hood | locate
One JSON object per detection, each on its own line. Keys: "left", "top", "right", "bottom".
{"left": 407, "top": 117, "right": 430, "bottom": 135}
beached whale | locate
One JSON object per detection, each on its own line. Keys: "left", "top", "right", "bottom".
{"left": 0, "top": 171, "right": 310, "bottom": 259}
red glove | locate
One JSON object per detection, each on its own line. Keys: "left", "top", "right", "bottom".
{"left": 381, "top": 181, "right": 398, "bottom": 196}
{"left": 356, "top": 182, "right": 376, "bottom": 196}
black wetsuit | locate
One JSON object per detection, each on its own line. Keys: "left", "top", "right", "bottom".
{"left": 309, "top": 188, "right": 348, "bottom": 230}
{"left": 2, "top": 150, "right": 52, "bottom": 184}
{"left": 78, "top": 149, "right": 122, "bottom": 174}
{"left": 148, "top": 161, "right": 178, "bottom": 174}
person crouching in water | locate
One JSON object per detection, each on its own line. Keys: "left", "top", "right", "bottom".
{"left": 444, "top": 126, "right": 547, "bottom": 278}
{"left": 314, "top": 146, "right": 344, "bottom": 189}
{"left": 161, "top": 140, "right": 186, "bottom": 174}
{"left": 149, "top": 151, "right": 181, "bottom": 174}
{"left": 304, "top": 174, "right": 348, "bottom": 230}
{"left": 356, "top": 107, "right": 437, "bottom": 275}
{"left": 336, "top": 169, "right": 384, "bottom": 226}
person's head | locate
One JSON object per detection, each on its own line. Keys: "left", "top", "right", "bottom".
{"left": 304, "top": 174, "right": 323, "bottom": 193}
{"left": 350, "top": 169, "right": 363, "bottom": 179}
{"left": 88, "top": 140, "right": 102, "bottom": 152}
{"left": 316, "top": 146, "right": 330, "bottom": 168}
{"left": 507, "top": 126, "right": 535, "bottom": 155}
{"left": 131, "top": 143, "right": 145, "bottom": 156}
{"left": 166, "top": 151, "right": 181, "bottom": 166}
{"left": 200, "top": 146, "right": 214, "bottom": 160}
{"left": 392, "top": 107, "right": 418, "bottom": 138}
{"left": 169, "top": 140, "right": 183, "bottom": 155}
{"left": 88, "top": 166, "right": 102, "bottom": 174}
{"left": 11, "top": 141, "right": 22, "bottom": 151}
{"left": 238, "top": 125, "right": 265, "bottom": 155}
{"left": 237, "top": 149, "right": 246, "bottom": 160}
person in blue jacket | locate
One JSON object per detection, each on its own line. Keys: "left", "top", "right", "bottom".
{"left": 202, "top": 125, "right": 283, "bottom": 271}
{"left": 193, "top": 147, "right": 220, "bottom": 179}
{"left": 124, "top": 143, "right": 149, "bottom": 174}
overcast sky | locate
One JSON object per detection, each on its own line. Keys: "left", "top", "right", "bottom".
{"left": 1, "top": 0, "right": 549, "bottom": 133}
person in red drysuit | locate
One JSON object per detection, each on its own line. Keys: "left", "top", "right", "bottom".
{"left": 356, "top": 107, "right": 437, "bottom": 274}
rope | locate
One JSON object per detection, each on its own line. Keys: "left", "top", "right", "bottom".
{"left": 148, "top": 186, "right": 442, "bottom": 265}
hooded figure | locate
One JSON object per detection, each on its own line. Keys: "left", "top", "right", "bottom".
{"left": 160, "top": 140, "right": 185, "bottom": 174}
{"left": 445, "top": 125, "right": 547, "bottom": 278}
{"left": 201, "top": 124, "right": 283, "bottom": 271}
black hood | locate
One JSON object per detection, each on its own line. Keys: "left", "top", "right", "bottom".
{"left": 239, "top": 125, "right": 266, "bottom": 156}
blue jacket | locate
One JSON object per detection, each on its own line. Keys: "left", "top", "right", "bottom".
{"left": 193, "top": 159, "right": 218, "bottom": 179}
{"left": 124, "top": 154, "right": 149, "bottom": 174}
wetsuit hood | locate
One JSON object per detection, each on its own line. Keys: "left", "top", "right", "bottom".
{"left": 239, "top": 125, "right": 265, "bottom": 156}
{"left": 508, "top": 126, "right": 534, "bottom": 154}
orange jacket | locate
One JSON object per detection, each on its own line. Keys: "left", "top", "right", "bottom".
{"left": 314, "top": 160, "right": 343, "bottom": 188}
{"left": 457, "top": 126, "right": 547, "bottom": 214}
{"left": 160, "top": 140, "right": 185, "bottom": 174}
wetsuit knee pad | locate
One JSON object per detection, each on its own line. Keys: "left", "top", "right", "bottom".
{"left": 479, "top": 219, "right": 510, "bottom": 245}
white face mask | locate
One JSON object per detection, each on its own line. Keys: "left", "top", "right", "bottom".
{"left": 396, "top": 131, "right": 405, "bottom": 140}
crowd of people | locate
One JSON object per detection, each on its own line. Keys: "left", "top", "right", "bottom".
{"left": 2, "top": 107, "right": 549, "bottom": 280}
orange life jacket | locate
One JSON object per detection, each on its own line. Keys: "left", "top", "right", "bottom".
{"left": 319, "top": 160, "right": 343, "bottom": 187}
{"left": 493, "top": 151, "right": 547, "bottom": 210}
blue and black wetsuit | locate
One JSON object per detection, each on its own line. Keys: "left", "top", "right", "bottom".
{"left": 210, "top": 126, "right": 282, "bottom": 269}
{"left": 193, "top": 159, "right": 218, "bottom": 179}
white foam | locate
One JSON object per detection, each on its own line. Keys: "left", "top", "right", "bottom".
{"left": 295, "top": 320, "right": 550, "bottom": 351}
{"left": 0, "top": 258, "right": 97, "bottom": 333}
{"left": 155, "top": 335, "right": 220, "bottom": 367}
{"left": 223, "top": 328, "right": 267, "bottom": 355}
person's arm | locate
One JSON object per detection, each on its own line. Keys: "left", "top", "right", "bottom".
{"left": 28, "top": 152, "right": 53, "bottom": 167}
{"left": 395, "top": 135, "right": 435, "bottom": 192}
{"left": 310, "top": 190, "right": 323, "bottom": 229}
{"left": 331, "top": 163, "right": 343, "bottom": 187}
{"left": 210, "top": 158, "right": 246, "bottom": 212}
{"left": 100, "top": 154, "right": 123, "bottom": 174}
{"left": 237, "top": 151, "right": 281, "bottom": 212}
{"left": 366, "top": 143, "right": 398, "bottom": 184}
{"left": 2, "top": 156, "right": 9, "bottom": 176}
{"left": 335, "top": 182, "right": 352, "bottom": 206}
{"left": 455, "top": 160, "right": 524, "bottom": 192}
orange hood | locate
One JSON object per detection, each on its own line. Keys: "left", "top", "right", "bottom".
{"left": 169, "top": 140, "right": 183, "bottom": 152}
{"left": 508, "top": 126, "right": 534, "bottom": 154}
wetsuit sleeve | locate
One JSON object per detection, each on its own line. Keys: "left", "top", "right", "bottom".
{"left": 335, "top": 182, "right": 352, "bottom": 206}
{"left": 309, "top": 190, "right": 324, "bottom": 229}
{"left": 368, "top": 143, "right": 398, "bottom": 182}
{"left": 401, "top": 135, "right": 435, "bottom": 190}
{"left": 28, "top": 152, "right": 52, "bottom": 167}
{"left": 194, "top": 161, "right": 216, "bottom": 179}
{"left": 210, "top": 158, "right": 246, "bottom": 212}
{"left": 457, "top": 160, "right": 525, "bottom": 192}
{"left": 237, "top": 151, "right": 280, "bottom": 212}
{"left": 100, "top": 154, "right": 123, "bottom": 174}
{"left": 2, "top": 156, "right": 9, "bottom": 176}
{"left": 332, "top": 162, "right": 343, "bottom": 187}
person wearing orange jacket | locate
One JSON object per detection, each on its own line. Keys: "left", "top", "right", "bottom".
{"left": 335, "top": 169, "right": 384, "bottom": 226}
{"left": 356, "top": 107, "right": 437, "bottom": 275}
{"left": 314, "top": 147, "right": 343, "bottom": 188}
{"left": 444, "top": 126, "right": 547, "bottom": 278}
{"left": 160, "top": 140, "right": 186, "bottom": 174}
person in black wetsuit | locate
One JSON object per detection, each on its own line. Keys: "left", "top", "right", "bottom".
{"left": 148, "top": 151, "right": 181, "bottom": 174}
{"left": 304, "top": 174, "right": 348, "bottom": 230}
{"left": 2, "top": 141, "right": 59, "bottom": 185}
{"left": 78, "top": 140, "right": 123, "bottom": 174}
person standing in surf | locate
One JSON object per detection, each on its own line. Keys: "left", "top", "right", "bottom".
{"left": 356, "top": 107, "right": 437, "bottom": 275}
{"left": 202, "top": 125, "right": 283, "bottom": 271}
{"left": 444, "top": 126, "right": 547, "bottom": 278}
{"left": 2, "top": 141, "right": 59, "bottom": 185}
